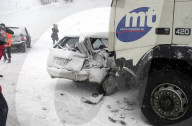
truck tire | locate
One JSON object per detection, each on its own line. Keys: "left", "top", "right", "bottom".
{"left": 102, "top": 75, "right": 117, "bottom": 96}
{"left": 141, "top": 70, "right": 192, "bottom": 125}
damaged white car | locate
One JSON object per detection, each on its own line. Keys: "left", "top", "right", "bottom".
{"left": 47, "top": 33, "right": 116, "bottom": 95}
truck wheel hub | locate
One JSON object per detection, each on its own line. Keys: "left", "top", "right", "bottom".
{"left": 159, "top": 96, "right": 174, "bottom": 111}
{"left": 151, "top": 84, "right": 188, "bottom": 120}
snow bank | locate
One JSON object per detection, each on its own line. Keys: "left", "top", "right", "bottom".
{"left": 39, "top": 7, "right": 110, "bottom": 45}
{"left": 56, "top": 7, "right": 110, "bottom": 39}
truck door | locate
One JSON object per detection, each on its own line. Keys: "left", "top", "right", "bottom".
{"left": 172, "top": 0, "right": 192, "bottom": 45}
{"left": 113, "top": 0, "right": 175, "bottom": 64}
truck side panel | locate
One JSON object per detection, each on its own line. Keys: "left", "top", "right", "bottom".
{"left": 173, "top": 1, "right": 192, "bottom": 45}
{"left": 109, "top": 0, "right": 175, "bottom": 65}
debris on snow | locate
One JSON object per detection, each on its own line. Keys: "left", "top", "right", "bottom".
{"left": 108, "top": 116, "right": 117, "bottom": 123}
{"left": 120, "top": 120, "right": 126, "bottom": 125}
{"left": 107, "top": 105, "right": 111, "bottom": 109}
{"left": 122, "top": 106, "right": 134, "bottom": 111}
{"left": 120, "top": 115, "right": 125, "bottom": 119}
{"left": 81, "top": 93, "right": 104, "bottom": 104}
{"left": 111, "top": 109, "right": 119, "bottom": 113}
{"left": 124, "top": 98, "right": 137, "bottom": 106}
{"left": 108, "top": 116, "right": 127, "bottom": 126}
{"left": 42, "top": 107, "right": 47, "bottom": 111}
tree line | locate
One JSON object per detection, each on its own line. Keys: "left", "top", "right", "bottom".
{"left": 41, "top": 0, "right": 73, "bottom": 5}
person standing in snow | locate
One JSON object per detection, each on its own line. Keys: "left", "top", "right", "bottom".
{"left": 3, "top": 33, "right": 12, "bottom": 63}
{"left": 0, "top": 82, "right": 8, "bottom": 126}
{"left": 0, "top": 23, "right": 14, "bottom": 126}
{"left": 51, "top": 24, "right": 59, "bottom": 45}
{"left": 0, "top": 23, "right": 14, "bottom": 62}
{"left": 0, "top": 24, "right": 7, "bottom": 58}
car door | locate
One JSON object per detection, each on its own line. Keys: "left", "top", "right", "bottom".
{"left": 87, "top": 38, "right": 108, "bottom": 68}
{"left": 25, "top": 27, "right": 31, "bottom": 42}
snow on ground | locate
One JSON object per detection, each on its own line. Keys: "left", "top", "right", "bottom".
{"left": 0, "top": 0, "right": 41, "bottom": 11}
{"left": 0, "top": 0, "right": 150, "bottom": 125}
{"left": 13, "top": 8, "right": 149, "bottom": 126}
{"left": 0, "top": 0, "right": 112, "bottom": 39}
{"left": 0, "top": 0, "right": 150, "bottom": 126}
{"left": 0, "top": 42, "right": 37, "bottom": 126}
{"left": 0, "top": 0, "right": 149, "bottom": 126}
{"left": 0, "top": 1, "right": 111, "bottom": 125}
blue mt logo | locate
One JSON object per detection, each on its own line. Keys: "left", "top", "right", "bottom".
{"left": 116, "top": 7, "right": 157, "bottom": 42}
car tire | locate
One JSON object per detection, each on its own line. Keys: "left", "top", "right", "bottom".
{"left": 141, "top": 70, "right": 192, "bottom": 125}
{"left": 102, "top": 75, "right": 117, "bottom": 96}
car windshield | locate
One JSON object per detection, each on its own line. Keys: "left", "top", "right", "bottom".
{"left": 90, "top": 38, "right": 108, "bottom": 50}
{"left": 8, "top": 27, "right": 23, "bottom": 35}
{"left": 54, "top": 37, "right": 79, "bottom": 49}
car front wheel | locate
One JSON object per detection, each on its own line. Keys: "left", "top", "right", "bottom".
{"left": 102, "top": 75, "right": 117, "bottom": 95}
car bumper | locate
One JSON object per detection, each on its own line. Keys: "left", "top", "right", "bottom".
{"left": 47, "top": 66, "right": 89, "bottom": 81}
{"left": 12, "top": 41, "right": 25, "bottom": 46}
{"left": 47, "top": 48, "right": 109, "bottom": 84}
{"left": 47, "top": 66, "right": 109, "bottom": 84}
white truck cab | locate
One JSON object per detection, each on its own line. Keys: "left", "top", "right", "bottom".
{"left": 109, "top": 0, "right": 192, "bottom": 125}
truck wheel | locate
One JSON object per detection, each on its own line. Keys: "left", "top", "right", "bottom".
{"left": 102, "top": 75, "right": 117, "bottom": 96}
{"left": 141, "top": 70, "right": 192, "bottom": 125}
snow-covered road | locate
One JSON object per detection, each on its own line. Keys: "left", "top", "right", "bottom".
{"left": 0, "top": 39, "right": 38, "bottom": 126}
{"left": 0, "top": 5, "right": 149, "bottom": 126}
{"left": 14, "top": 37, "right": 148, "bottom": 126}
{"left": 1, "top": 1, "right": 192, "bottom": 126}
{"left": 10, "top": 8, "right": 148, "bottom": 126}
{"left": 2, "top": 0, "right": 182, "bottom": 126}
